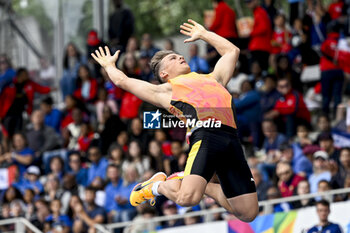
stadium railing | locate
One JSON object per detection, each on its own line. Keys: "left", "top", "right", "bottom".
{"left": 97, "top": 187, "right": 350, "bottom": 233}
{"left": 1, "top": 188, "right": 349, "bottom": 233}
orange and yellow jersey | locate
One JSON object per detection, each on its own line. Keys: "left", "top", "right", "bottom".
{"left": 167, "top": 72, "right": 237, "bottom": 130}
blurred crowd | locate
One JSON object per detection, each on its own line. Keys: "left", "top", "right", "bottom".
{"left": 1, "top": 0, "right": 350, "bottom": 232}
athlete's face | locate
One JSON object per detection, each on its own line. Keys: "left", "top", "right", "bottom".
{"left": 159, "top": 53, "right": 191, "bottom": 81}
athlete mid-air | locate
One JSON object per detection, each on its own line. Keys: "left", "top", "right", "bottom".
{"left": 91, "top": 19, "right": 258, "bottom": 222}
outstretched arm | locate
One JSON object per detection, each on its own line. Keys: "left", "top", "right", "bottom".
{"left": 180, "top": 19, "right": 239, "bottom": 86}
{"left": 91, "top": 47, "right": 171, "bottom": 109}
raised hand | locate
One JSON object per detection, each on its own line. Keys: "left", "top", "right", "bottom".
{"left": 180, "top": 19, "right": 207, "bottom": 43}
{"left": 91, "top": 46, "right": 120, "bottom": 68}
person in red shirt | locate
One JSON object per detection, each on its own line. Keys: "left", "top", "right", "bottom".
{"left": 328, "top": 0, "right": 344, "bottom": 20}
{"left": 265, "top": 77, "right": 311, "bottom": 138}
{"left": 246, "top": 0, "right": 272, "bottom": 71}
{"left": 319, "top": 25, "right": 344, "bottom": 117}
{"left": 276, "top": 161, "right": 305, "bottom": 197}
{"left": 73, "top": 65, "right": 98, "bottom": 103}
{"left": 0, "top": 68, "right": 51, "bottom": 138}
{"left": 271, "top": 14, "right": 292, "bottom": 55}
{"left": 209, "top": 0, "right": 238, "bottom": 42}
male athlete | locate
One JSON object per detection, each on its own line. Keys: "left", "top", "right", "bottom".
{"left": 91, "top": 19, "right": 258, "bottom": 222}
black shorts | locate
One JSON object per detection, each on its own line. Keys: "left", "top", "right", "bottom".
{"left": 184, "top": 125, "right": 256, "bottom": 198}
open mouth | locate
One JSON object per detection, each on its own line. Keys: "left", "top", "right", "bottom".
{"left": 180, "top": 61, "right": 186, "bottom": 64}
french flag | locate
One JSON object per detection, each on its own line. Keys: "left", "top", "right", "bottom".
{"left": 0, "top": 165, "right": 17, "bottom": 190}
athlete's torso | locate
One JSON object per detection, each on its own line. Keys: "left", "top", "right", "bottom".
{"left": 167, "top": 72, "right": 237, "bottom": 129}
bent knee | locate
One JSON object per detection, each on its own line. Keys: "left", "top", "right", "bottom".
{"left": 234, "top": 206, "right": 259, "bottom": 223}
{"left": 176, "top": 192, "right": 202, "bottom": 207}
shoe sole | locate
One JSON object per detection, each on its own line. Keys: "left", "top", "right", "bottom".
{"left": 130, "top": 172, "right": 167, "bottom": 206}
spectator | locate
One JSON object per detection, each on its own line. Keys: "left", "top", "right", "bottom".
{"left": 258, "top": 119, "right": 287, "bottom": 181}
{"left": 13, "top": 166, "right": 43, "bottom": 195}
{"left": 318, "top": 132, "right": 340, "bottom": 164}
{"left": 60, "top": 43, "right": 86, "bottom": 99}
{"left": 113, "top": 164, "right": 138, "bottom": 223}
{"left": 331, "top": 147, "right": 350, "bottom": 189}
{"left": 234, "top": 80, "right": 262, "bottom": 147}
{"left": 73, "top": 65, "right": 98, "bottom": 103}
{"left": 226, "top": 62, "right": 249, "bottom": 95}
{"left": 246, "top": 0, "right": 272, "bottom": 71}
{"left": 161, "top": 200, "right": 184, "bottom": 228}
{"left": 71, "top": 186, "right": 106, "bottom": 233}
{"left": 310, "top": 114, "right": 331, "bottom": 141}
{"left": 164, "top": 140, "right": 186, "bottom": 175}
{"left": 289, "top": 0, "right": 304, "bottom": 25}
{"left": 26, "top": 110, "right": 62, "bottom": 157}
{"left": 121, "top": 52, "right": 141, "bottom": 79}
{"left": 1, "top": 186, "right": 22, "bottom": 204}
{"left": 148, "top": 140, "right": 165, "bottom": 172}
{"left": 108, "top": 144, "right": 125, "bottom": 167}
{"left": 10, "top": 199, "right": 25, "bottom": 218}
{"left": 4, "top": 133, "right": 34, "bottom": 176}
{"left": 108, "top": 0, "right": 134, "bottom": 52}
{"left": 122, "top": 140, "right": 151, "bottom": 176}
{"left": 307, "top": 200, "right": 342, "bottom": 233}
{"left": 328, "top": 0, "right": 344, "bottom": 20}
{"left": 87, "top": 146, "right": 109, "bottom": 185}
{"left": 139, "top": 52, "right": 154, "bottom": 82}
{"left": 0, "top": 54, "right": 15, "bottom": 92}
{"left": 292, "top": 180, "right": 316, "bottom": 209}
{"left": 0, "top": 68, "right": 52, "bottom": 139}
{"left": 271, "top": 14, "right": 292, "bottom": 56}
{"left": 33, "top": 199, "right": 51, "bottom": 230}
{"left": 309, "top": 151, "right": 332, "bottom": 193}
{"left": 184, "top": 209, "right": 201, "bottom": 225}
{"left": 320, "top": 24, "right": 344, "bottom": 117}
{"left": 40, "top": 96, "right": 62, "bottom": 133}
{"left": 124, "top": 205, "right": 158, "bottom": 233}
{"left": 280, "top": 142, "right": 313, "bottom": 177}
{"left": 276, "top": 161, "right": 305, "bottom": 197}
{"left": 104, "top": 164, "right": 123, "bottom": 221}
{"left": 45, "top": 156, "right": 65, "bottom": 182}
{"left": 129, "top": 118, "right": 150, "bottom": 152}
{"left": 265, "top": 77, "right": 310, "bottom": 138}
{"left": 43, "top": 174, "right": 63, "bottom": 203}
{"left": 294, "top": 124, "right": 313, "bottom": 147}
{"left": 251, "top": 168, "right": 271, "bottom": 201}
{"left": 68, "top": 152, "right": 88, "bottom": 187}
{"left": 60, "top": 174, "right": 84, "bottom": 214}
{"left": 262, "top": 119, "right": 287, "bottom": 155}
{"left": 95, "top": 88, "right": 118, "bottom": 126}
{"left": 118, "top": 36, "right": 140, "bottom": 69}
{"left": 209, "top": 0, "right": 238, "bottom": 43}
{"left": 275, "top": 54, "right": 302, "bottom": 93}
{"left": 38, "top": 58, "right": 56, "bottom": 87}
{"left": 262, "top": 0, "right": 277, "bottom": 28}
{"left": 119, "top": 91, "right": 142, "bottom": 121}
{"left": 163, "top": 39, "right": 175, "bottom": 51}
{"left": 63, "top": 108, "right": 83, "bottom": 150}
{"left": 317, "top": 180, "right": 333, "bottom": 202}
{"left": 77, "top": 123, "right": 95, "bottom": 153}
{"left": 265, "top": 186, "right": 292, "bottom": 213}
{"left": 140, "top": 33, "right": 160, "bottom": 58}
{"left": 188, "top": 44, "right": 209, "bottom": 74}
{"left": 44, "top": 199, "right": 72, "bottom": 233}
{"left": 90, "top": 176, "right": 106, "bottom": 207}
{"left": 99, "top": 105, "right": 126, "bottom": 155}
{"left": 260, "top": 74, "right": 280, "bottom": 114}
{"left": 86, "top": 29, "right": 105, "bottom": 78}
